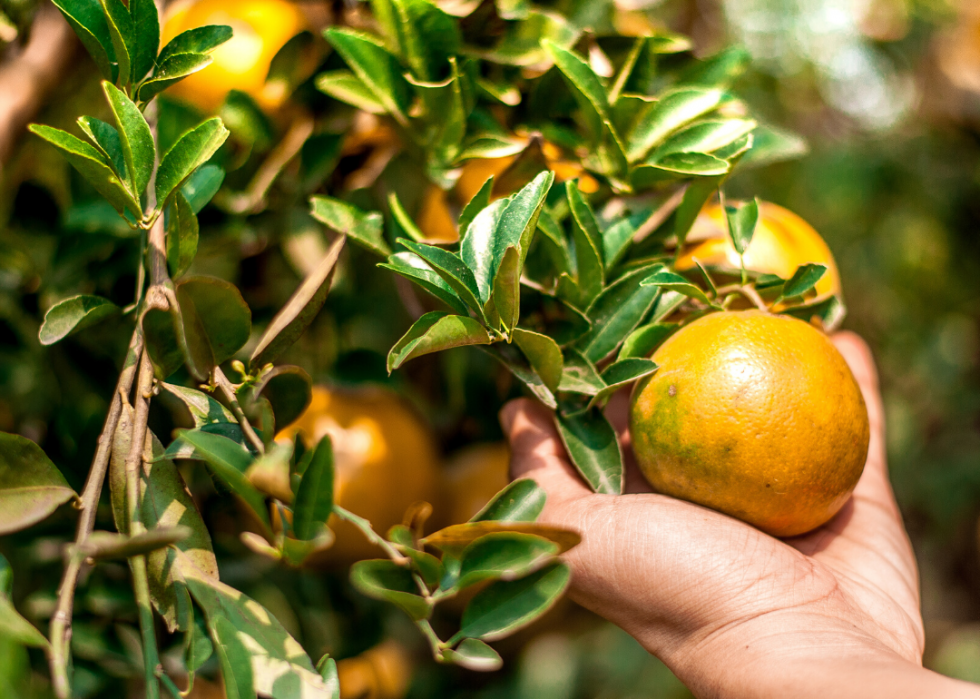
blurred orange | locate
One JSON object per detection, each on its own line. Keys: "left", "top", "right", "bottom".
{"left": 162, "top": 0, "right": 310, "bottom": 112}
{"left": 337, "top": 641, "right": 411, "bottom": 699}
{"left": 441, "top": 442, "right": 511, "bottom": 525}
{"left": 677, "top": 200, "right": 841, "bottom": 299}
{"left": 279, "top": 386, "right": 440, "bottom": 560}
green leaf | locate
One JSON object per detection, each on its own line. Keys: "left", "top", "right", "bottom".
{"left": 640, "top": 151, "right": 730, "bottom": 178}
{"left": 158, "top": 25, "right": 233, "bottom": 63}
{"left": 292, "top": 436, "right": 334, "bottom": 541}
{"left": 350, "top": 559, "right": 431, "bottom": 620}
{"left": 387, "top": 191, "right": 427, "bottom": 243}
{"left": 129, "top": 0, "right": 159, "bottom": 83}
{"left": 0, "top": 563, "right": 48, "bottom": 648}
{"left": 379, "top": 252, "right": 469, "bottom": 315}
{"left": 390, "top": 0, "right": 461, "bottom": 81}
{"left": 512, "top": 328, "right": 563, "bottom": 394}
{"left": 618, "top": 322, "right": 678, "bottom": 360}
{"left": 725, "top": 197, "right": 759, "bottom": 255}
{"left": 137, "top": 53, "right": 213, "bottom": 103}
{"left": 180, "top": 552, "right": 333, "bottom": 698}
{"left": 99, "top": 0, "right": 132, "bottom": 89}
{"left": 680, "top": 46, "right": 750, "bottom": 88}
{"left": 422, "top": 57, "right": 467, "bottom": 163}
{"left": 323, "top": 28, "right": 412, "bottom": 123}
{"left": 779, "top": 294, "right": 846, "bottom": 331}
{"left": 142, "top": 306, "right": 184, "bottom": 380}
{"left": 316, "top": 70, "right": 386, "bottom": 113}
{"left": 178, "top": 276, "right": 251, "bottom": 364}
{"left": 458, "top": 175, "right": 494, "bottom": 239}
{"left": 776, "top": 264, "right": 828, "bottom": 302}
{"left": 156, "top": 118, "right": 229, "bottom": 211}
{"left": 251, "top": 365, "right": 313, "bottom": 432}
{"left": 480, "top": 346, "right": 558, "bottom": 410}
{"left": 220, "top": 90, "right": 274, "bottom": 149}
{"left": 250, "top": 235, "right": 345, "bottom": 370}
{"left": 173, "top": 430, "right": 270, "bottom": 535}
{"left": 29, "top": 124, "right": 141, "bottom": 216}
{"left": 626, "top": 88, "right": 726, "bottom": 163}
{"left": 672, "top": 176, "right": 721, "bottom": 248}
{"left": 479, "top": 10, "right": 578, "bottom": 67}
{"left": 317, "top": 656, "right": 341, "bottom": 699}
{"left": 444, "top": 638, "right": 502, "bottom": 672}
{"left": 0, "top": 433, "right": 75, "bottom": 535}
{"left": 602, "top": 208, "right": 649, "bottom": 272}
{"left": 591, "top": 358, "right": 658, "bottom": 408}
{"left": 741, "top": 124, "right": 808, "bottom": 168}
{"left": 471, "top": 478, "right": 545, "bottom": 523}
{"left": 424, "top": 521, "right": 579, "bottom": 554}
{"left": 77, "top": 116, "right": 126, "bottom": 180}
{"left": 310, "top": 196, "right": 388, "bottom": 256}
{"left": 39, "top": 295, "right": 119, "bottom": 345}
{"left": 457, "top": 533, "right": 558, "bottom": 589}
{"left": 166, "top": 191, "right": 199, "bottom": 279}
{"left": 186, "top": 609, "right": 214, "bottom": 673}
{"left": 557, "top": 349, "right": 604, "bottom": 396}
{"left": 567, "top": 182, "right": 604, "bottom": 307}
{"left": 578, "top": 265, "right": 662, "bottom": 363}
{"left": 398, "top": 239, "right": 484, "bottom": 317}
{"left": 656, "top": 119, "right": 757, "bottom": 157}
{"left": 159, "top": 383, "right": 237, "bottom": 427}
{"left": 210, "top": 615, "right": 257, "bottom": 699}
{"left": 491, "top": 246, "right": 521, "bottom": 332}
{"left": 387, "top": 312, "right": 492, "bottom": 373}
{"left": 554, "top": 409, "right": 623, "bottom": 494}
{"left": 641, "top": 269, "right": 717, "bottom": 307}
{"left": 457, "top": 562, "right": 570, "bottom": 641}
{"left": 51, "top": 0, "right": 116, "bottom": 81}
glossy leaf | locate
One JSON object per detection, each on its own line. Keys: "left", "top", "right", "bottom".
{"left": 472, "top": 478, "right": 545, "bottom": 523}
{"left": 323, "top": 28, "right": 412, "bottom": 122}
{"left": 51, "top": 0, "right": 116, "bottom": 81}
{"left": 100, "top": 0, "right": 132, "bottom": 89}
{"left": 350, "top": 559, "right": 431, "bottom": 620}
{"left": 458, "top": 175, "right": 494, "bottom": 240}
{"left": 741, "top": 124, "right": 808, "bottom": 168}
{"left": 457, "top": 562, "right": 570, "bottom": 641}
{"left": 39, "top": 295, "right": 119, "bottom": 345}
{"left": 251, "top": 235, "right": 345, "bottom": 369}
{"left": 178, "top": 276, "right": 251, "bottom": 364}
{"left": 444, "top": 638, "right": 502, "bottom": 672}
{"left": 173, "top": 430, "right": 270, "bottom": 535}
{"left": 590, "top": 358, "right": 658, "bottom": 408}
{"left": 398, "top": 239, "right": 484, "bottom": 316}
{"left": 641, "top": 269, "right": 717, "bottom": 307}
{"left": 29, "top": 125, "right": 141, "bottom": 216}
{"left": 627, "top": 88, "right": 725, "bottom": 163}
{"left": 107, "top": 405, "right": 218, "bottom": 631}
{"left": 166, "top": 191, "right": 199, "bottom": 279}
{"left": 640, "top": 152, "right": 730, "bottom": 178}
{"left": 491, "top": 245, "right": 521, "bottom": 332}
{"left": 480, "top": 346, "right": 558, "bottom": 410}
{"left": 457, "top": 533, "right": 558, "bottom": 589}
{"left": 137, "top": 53, "right": 212, "bottom": 103}
{"left": 777, "top": 264, "right": 828, "bottom": 302}
{"left": 557, "top": 349, "right": 604, "bottom": 395}
{"left": 578, "top": 266, "right": 662, "bottom": 363}
{"left": 77, "top": 116, "right": 126, "bottom": 179}
{"left": 317, "top": 656, "right": 341, "bottom": 699}
{"left": 618, "top": 322, "right": 678, "bottom": 360}
{"left": 310, "top": 195, "right": 388, "bottom": 256}
{"left": 179, "top": 551, "right": 333, "bottom": 698}
{"left": 424, "top": 521, "right": 580, "bottom": 554}
{"left": 129, "top": 0, "right": 159, "bottom": 83}
{"left": 142, "top": 306, "right": 184, "bottom": 379}
{"left": 210, "top": 615, "right": 256, "bottom": 699}
{"left": 316, "top": 70, "right": 386, "bottom": 113}
{"left": 157, "top": 25, "right": 233, "bottom": 63}
{"left": 725, "top": 197, "right": 759, "bottom": 255}
{"left": 251, "top": 366, "right": 312, "bottom": 432}
{"left": 103, "top": 82, "right": 154, "bottom": 197}
{"left": 378, "top": 252, "right": 469, "bottom": 315}
{"left": 567, "top": 182, "right": 604, "bottom": 307}
{"left": 512, "top": 328, "right": 563, "bottom": 394}
{"left": 388, "top": 312, "right": 492, "bottom": 372}
{"left": 657, "top": 119, "right": 757, "bottom": 156}
{"left": 244, "top": 443, "right": 293, "bottom": 503}
{"left": 602, "top": 208, "right": 649, "bottom": 272}
{"left": 681, "top": 45, "right": 750, "bottom": 88}
{"left": 555, "top": 408, "right": 623, "bottom": 494}
{"left": 291, "top": 435, "right": 334, "bottom": 541}
{"left": 479, "top": 10, "right": 578, "bottom": 67}
{"left": 0, "top": 433, "right": 75, "bottom": 535}
{"left": 0, "top": 557, "right": 48, "bottom": 648}
{"left": 390, "top": 0, "right": 461, "bottom": 81}
{"left": 780, "top": 294, "right": 846, "bottom": 331}
{"left": 156, "top": 118, "right": 230, "bottom": 210}
{"left": 159, "top": 383, "right": 236, "bottom": 427}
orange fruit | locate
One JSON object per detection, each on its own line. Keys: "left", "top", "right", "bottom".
{"left": 336, "top": 641, "right": 411, "bottom": 699}
{"left": 677, "top": 201, "right": 841, "bottom": 299}
{"left": 441, "top": 442, "right": 511, "bottom": 525}
{"left": 629, "top": 310, "right": 869, "bottom": 537}
{"left": 279, "top": 386, "right": 440, "bottom": 560}
{"left": 162, "top": 0, "right": 309, "bottom": 112}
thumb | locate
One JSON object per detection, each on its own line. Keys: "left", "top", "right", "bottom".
{"left": 499, "top": 398, "right": 592, "bottom": 507}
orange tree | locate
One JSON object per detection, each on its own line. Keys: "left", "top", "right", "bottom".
{"left": 0, "top": 0, "right": 850, "bottom": 697}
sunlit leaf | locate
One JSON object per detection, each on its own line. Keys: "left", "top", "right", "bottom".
{"left": 157, "top": 24, "right": 233, "bottom": 63}
{"left": 626, "top": 88, "right": 725, "bottom": 163}
{"left": 166, "top": 191, "right": 199, "bottom": 279}
{"left": 39, "top": 295, "right": 119, "bottom": 345}
{"left": 512, "top": 328, "right": 563, "bottom": 394}
{"left": 557, "top": 349, "right": 604, "bottom": 395}
{"left": 350, "top": 559, "right": 432, "bottom": 620}
{"left": 725, "top": 197, "right": 759, "bottom": 255}
{"left": 51, "top": 0, "right": 116, "bottom": 81}
{"left": 323, "top": 28, "right": 412, "bottom": 122}
{"left": 555, "top": 408, "right": 623, "bottom": 494}
{"left": 316, "top": 70, "right": 386, "bottom": 113}
{"left": 310, "top": 196, "right": 388, "bottom": 256}
{"left": 641, "top": 269, "right": 717, "bottom": 307}
{"left": 137, "top": 53, "right": 213, "bottom": 103}
{"left": 443, "top": 638, "right": 502, "bottom": 672}
{"left": 618, "top": 322, "right": 678, "bottom": 360}
{"left": 388, "top": 312, "right": 492, "bottom": 372}
{"left": 471, "top": 478, "right": 545, "bottom": 523}
{"left": 292, "top": 436, "right": 334, "bottom": 541}
{"left": 156, "top": 118, "right": 229, "bottom": 210}
{"left": 129, "top": 0, "right": 159, "bottom": 83}
{"left": 0, "top": 433, "right": 75, "bottom": 535}
{"left": 776, "top": 264, "right": 827, "bottom": 302}
{"left": 398, "top": 239, "right": 485, "bottom": 317}
{"left": 178, "top": 276, "right": 251, "bottom": 364}
{"left": 251, "top": 366, "right": 313, "bottom": 432}
{"left": 423, "top": 521, "right": 579, "bottom": 553}
{"left": 456, "top": 532, "right": 558, "bottom": 589}
{"left": 578, "top": 265, "right": 662, "bottom": 363}
{"left": 378, "top": 252, "right": 469, "bottom": 315}
{"left": 102, "top": 81, "right": 154, "bottom": 197}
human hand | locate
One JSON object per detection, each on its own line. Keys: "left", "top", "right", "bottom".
{"left": 501, "top": 332, "right": 979, "bottom": 699}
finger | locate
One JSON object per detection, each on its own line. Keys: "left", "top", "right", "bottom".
{"left": 500, "top": 398, "right": 592, "bottom": 506}
{"left": 604, "top": 389, "right": 653, "bottom": 494}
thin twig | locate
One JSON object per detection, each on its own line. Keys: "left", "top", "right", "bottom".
{"left": 333, "top": 505, "right": 407, "bottom": 563}
{"left": 714, "top": 283, "right": 769, "bottom": 312}
{"left": 47, "top": 328, "right": 143, "bottom": 699}
{"left": 214, "top": 366, "right": 266, "bottom": 455}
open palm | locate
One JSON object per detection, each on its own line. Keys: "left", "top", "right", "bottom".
{"left": 500, "top": 333, "right": 953, "bottom": 699}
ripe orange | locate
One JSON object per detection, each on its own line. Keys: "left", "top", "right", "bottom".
{"left": 629, "top": 310, "right": 869, "bottom": 537}
{"left": 161, "top": 0, "right": 309, "bottom": 112}
{"left": 279, "top": 386, "right": 440, "bottom": 560}
{"left": 677, "top": 201, "right": 841, "bottom": 299}
{"left": 441, "top": 442, "right": 511, "bottom": 525}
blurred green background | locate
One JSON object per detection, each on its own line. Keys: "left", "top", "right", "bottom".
{"left": 0, "top": 0, "right": 978, "bottom": 696}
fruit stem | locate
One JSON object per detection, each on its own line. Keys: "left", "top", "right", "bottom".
{"left": 714, "top": 283, "right": 768, "bottom": 312}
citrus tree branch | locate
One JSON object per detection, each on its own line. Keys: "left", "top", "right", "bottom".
{"left": 214, "top": 366, "right": 267, "bottom": 455}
